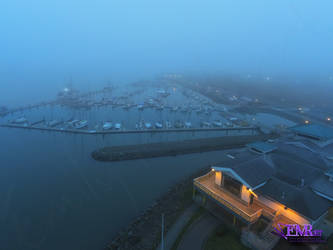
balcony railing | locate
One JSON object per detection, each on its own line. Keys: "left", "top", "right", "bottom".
{"left": 194, "top": 172, "right": 262, "bottom": 223}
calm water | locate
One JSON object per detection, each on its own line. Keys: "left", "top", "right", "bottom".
{"left": 0, "top": 86, "right": 253, "bottom": 250}
{"left": 0, "top": 126, "right": 244, "bottom": 250}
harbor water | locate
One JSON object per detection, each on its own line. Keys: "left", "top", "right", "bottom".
{"left": 0, "top": 85, "right": 255, "bottom": 250}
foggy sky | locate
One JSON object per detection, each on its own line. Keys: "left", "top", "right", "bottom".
{"left": 1, "top": 0, "right": 332, "bottom": 105}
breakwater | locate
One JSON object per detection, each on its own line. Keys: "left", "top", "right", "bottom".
{"left": 92, "top": 133, "right": 276, "bottom": 162}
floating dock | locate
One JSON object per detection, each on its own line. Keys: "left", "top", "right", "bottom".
{"left": 0, "top": 123, "right": 259, "bottom": 135}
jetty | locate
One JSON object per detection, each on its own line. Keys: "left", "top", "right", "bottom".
{"left": 92, "top": 133, "right": 276, "bottom": 161}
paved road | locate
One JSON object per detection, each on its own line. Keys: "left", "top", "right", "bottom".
{"left": 177, "top": 212, "right": 220, "bottom": 250}
{"left": 156, "top": 204, "right": 200, "bottom": 250}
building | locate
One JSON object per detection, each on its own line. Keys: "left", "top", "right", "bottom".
{"left": 290, "top": 124, "right": 333, "bottom": 147}
{"left": 193, "top": 138, "right": 333, "bottom": 249}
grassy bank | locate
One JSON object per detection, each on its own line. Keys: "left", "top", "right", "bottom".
{"left": 204, "top": 224, "right": 250, "bottom": 250}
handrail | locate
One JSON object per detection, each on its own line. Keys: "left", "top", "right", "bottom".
{"left": 194, "top": 180, "right": 262, "bottom": 222}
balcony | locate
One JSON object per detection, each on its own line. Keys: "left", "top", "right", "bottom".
{"left": 194, "top": 171, "right": 262, "bottom": 223}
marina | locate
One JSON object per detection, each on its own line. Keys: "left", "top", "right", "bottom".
{"left": 1, "top": 83, "right": 263, "bottom": 137}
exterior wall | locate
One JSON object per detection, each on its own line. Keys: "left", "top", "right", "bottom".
{"left": 216, "top": 171, "right": 249, "bottom": 204}
{"left": 241, "top": 185, "right": 250, "bottom": 203}
{"left": 257, "top": 196, "right": 310, "bottom": 225}
{"left": 215, "top": 171, "right": 222, "bottom": 186}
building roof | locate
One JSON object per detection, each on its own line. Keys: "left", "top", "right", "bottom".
{"left": 246, "top": 141, "right": 277, "bottom": 154}
{"left": 270, "top": 154, "right": 322, "bottom": 186}
{"left": 212, "top": 153, "right": 275, "bottom": 188}
{"left": 311, "top": 175, "right": 333, "bottom": 200}
{"left": 290, "top": 124, "right": 333, "bottom": 141}
{"left": 257, "top": 178, "right": 333, "bottom": 221}
{"left": 274, "top": 143, "right": 329, "bottom": 171}
{"left": 326, "top": 168, "right": 333, "bottom": 177}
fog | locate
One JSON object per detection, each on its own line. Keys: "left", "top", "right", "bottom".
{"left": 1, "top": 0, "right": 332, "bottom": 106}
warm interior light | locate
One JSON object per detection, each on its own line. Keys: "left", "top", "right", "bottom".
{"left": 248, "top": 189, "right": 258, "bottom": 198}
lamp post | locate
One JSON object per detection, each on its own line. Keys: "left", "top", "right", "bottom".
{"left": 161, "top": 213, "right": 165, "bottom": 250}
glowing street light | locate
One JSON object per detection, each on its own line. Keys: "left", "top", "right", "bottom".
{"left": 305, "top": 120, "right": 310, "bottom": 124}
{"left": 327, "top": 117, "right": 331, "bottom": 122}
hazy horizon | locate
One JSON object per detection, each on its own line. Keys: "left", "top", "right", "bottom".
{"left": 1, "top": 0, "right": 333, "bottom": 105}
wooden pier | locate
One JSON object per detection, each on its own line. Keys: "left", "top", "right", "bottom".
{"left": 0, "top": 123, "right": 259, "bottom": 136}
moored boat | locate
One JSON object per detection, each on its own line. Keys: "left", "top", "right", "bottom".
{"left": 155, "top": 121, "right": 163, "bottom": 129}
{"left": 165, "top": 120, "right": 172, "bottom": 129}
{"left": 144, "top": 122, "right": 152, "bottom": 129}
{"left": 184, "top": 121, "right": 192, "bottom": 128}
{"left": 213, "top": 120, "right": 222, "bottom": 127}
{"left": 114, "top": 123, "right": 122, "bottom": 130}
{"left": 201, "top": 121, "right": 211, "bottom": 128}
{"left": 103, "top": 121, "right": 113, "bottom": 130}
{"left": 74, "top": 120, "right": 88, "bottom": 129}
{"left": 13, "top": 117, "right": 28, "bottom": 124}
{"left": 174, "top": 120, "right": 184, "bottom": 128}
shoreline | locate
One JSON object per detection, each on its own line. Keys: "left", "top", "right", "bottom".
{"left": 106, "top": 167, "right": 210, "bottom": 250}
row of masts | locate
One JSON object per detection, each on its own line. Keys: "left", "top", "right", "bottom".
{"left": 8, "top": 116, "right": 239, "bottom": 132}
